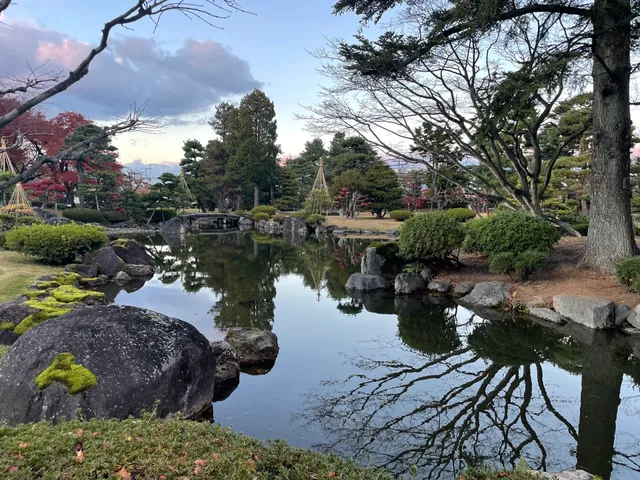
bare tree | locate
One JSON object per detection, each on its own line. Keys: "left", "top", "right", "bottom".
{"left": 0, "top": 0, "right": 244, "bottom": 190}
{"left": 301, "top": 14, "right": 589, "bottom": 232}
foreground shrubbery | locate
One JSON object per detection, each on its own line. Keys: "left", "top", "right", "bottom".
{"left": 467, "top": 211, "right": 560, "bottom": 256}
{"left": 63, "top": 208, "right": 105, "bottom": 223}
{"left": 251, "top": 205, "right": 277, "bottom": 218}
{"left": 5, "top": 224, "right": 107, "bottom": 264}
{"left": 490, "top": 250, "right": 549, "bottom": 280}
{"left": 253, "top": 212, "right": 271, "bottom": 222}
{"left": 398, "top": 212, "right": 465, "bottom": 262}
{"left": 305, "top": 214, "right": 325, "bottom": 225}
{"left": 616, "top": 257, "right": 640, "bottom": 294}
{"left": 0, "top": 416, "right": 393, "bottom": 480}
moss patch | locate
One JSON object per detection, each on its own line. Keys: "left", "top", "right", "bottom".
{"left": 15, "top": 297, "right": 75, "bottom": 335}
{"left": 0, "top": 416, "right": 393, "bottom": 479}
{"left": 0, "top": 321, "right": 15, "bottom": 331}
{"left": 111, "top": 238, "right": 130, "bottom": 248}
{"left": 22, "top": 289, "right": 47, "bottom": 299}
{"left": 34, "top": 352, "right": 97, "bottom": 394}
{"left": 0, "top": 345, "right": 8, "bottom": 364}
{"left": 50, "top": 285, "right": 104, "bottom": 303}
{"left": 54, "top": 273, "right": 81, "bottom": 285}
{"left": 34, "top": 280, "right": 61, "bottom": 289}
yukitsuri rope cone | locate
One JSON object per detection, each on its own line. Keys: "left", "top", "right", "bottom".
{"left": 0, "top": 138, "right": 38, "bottom": 218}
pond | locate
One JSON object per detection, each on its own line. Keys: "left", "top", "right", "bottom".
{"left": 106, "top": 232, "right": 640, "bottom": 480}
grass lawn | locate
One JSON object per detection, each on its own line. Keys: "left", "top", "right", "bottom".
{"left": 0, "top": 251, "right": 61, "bottom": 303}
{"left": 0, "top": 416, "right": 394, "bottom": 479}
{"left": 324, "top": 216, "right": 401, "bottom": 233}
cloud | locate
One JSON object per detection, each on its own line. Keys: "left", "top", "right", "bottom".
{"left": 1, "top": 20, "right": 262, "bottom": 119}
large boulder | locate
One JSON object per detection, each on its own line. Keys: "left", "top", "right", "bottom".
{"left": 460, "top": 282, "right": 513, "bottom": 308}
{"left": 428, "top": 279, "right": 451, "bottom": 294}
{"left": 45, "top": 216, "right": 72, "bottom": 226}
{"left": 65, "top": 264, "right": 98, "bottom": 278}
{"left": 110, "top": 239, "right": 154, "bottom": 266}
{"left": 0, "top": 302, "right": 38, "bottom": 345}
{"left": 453, "top": 282, "right": 475, "bottom": 296}
{"left": 395, "top": 274, "right": 425, "bottom": 294}
{"left": 124, "top": 264, "right": 156, "bottom": 278}
{"left": 553, "top": 295, "right": 615, "bottom": 329}
{"left": 529, "top": 307, "right": 566, "bottom": 324}
{"left": 114, "top": 271, "right": 132, "bottom": 286}
{"left": 346, "top": 273, "right": 389, "bottom": 292}
{"left": 210, "top": 340, "right": 240, "bottom": 402}
{"left": 0, "top": 305, "right": 216, "bottom": 425}
{"left": 225, "top": 328, "right": 279, "bottom": 367}
{"left": 83, "top": 247, "right": 125, "bottom": 277}
{"left": 160, "top": 216, "right": 184, "bottom": 234}
{"left": 361, "top": 247, "right": 386, "bottom": 276}
{"left": 541, "top": 470, "right": 594, "bottom": 480}
{"left": 625, "top": 304, "right": 640, "bottom": 329}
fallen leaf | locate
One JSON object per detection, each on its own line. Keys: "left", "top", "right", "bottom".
{"left": 75, "top": 443, "right": 84, "bottom": 464}
{"left": 77, "top": 429, "right": 84, "bottom": 438}
{"left": 116, "top": 466, "right": 132, "bottom": 480}
{"left": 212, "top": 453, "right": 219, "bottom": 463}
{"left": 195, "top": 459, "right": 207, "bottom": 466}
{"left": 194, "top": 466, "right": 202, "bottom": 475}
{"left": 9, "top": 466, "right": 18, "bottom": 472}
{"left": 92, "top": 432, "right": 99, "bottom": 437}
{"left": 328, "top": 473, "right": 336, "bottom": 478}
{"left": 18, "top": 443, "right": 28, "bottom": 449}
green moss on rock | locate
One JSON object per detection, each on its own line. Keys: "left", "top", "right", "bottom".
{"left": 23, "top": 289, "right": 47, "bottom": 299}
{"left": 15, "top": 297, "right": 75, "bottom": 335}
{"left": 35, "top": 352, "right": 97, "bottom": 394}
{"left": 54, "top": 273, "right": 81, "bottom": 285}
{"left": 111, "top": 238, "right": 130, "bottom": 248}
{"left": 50, "top": 285, "right": 105, "bottom": 303}
{"left": 34, "top": 280, "right": 61, "bottom": 289}
{"left": 0, "top": 345, "right": 8, "bottom": 364}
{"left": 0, "top": 321, "right": 14, "bottom": 331}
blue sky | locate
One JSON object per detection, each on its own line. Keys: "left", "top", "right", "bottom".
{"left": 3, "top": 0, "right": 378, "bottom": 164}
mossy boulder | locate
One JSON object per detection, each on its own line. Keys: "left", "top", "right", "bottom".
{"left": 50, "top": 285, "right": 105, "bottom": 304}
{"left": 65, "top": 264, "right": 98, "bottom": 278}
{"left": 83, "top": 247, "right": 125, "bottom": 277}
{"left": 110, "top": 238, "right": 154, "bottom": 266}
{"left": 0, "top": 302, "right": 39, "bottom": 345}
{"left": 0, "top": 305, "right": 216, "bottom": 425}
{"left": 361, "top": 242, "right": 402, "bottom": 279}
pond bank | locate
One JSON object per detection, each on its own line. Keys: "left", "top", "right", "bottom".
{"left": 0, "top": 251, "right": 61, "bottom": 303}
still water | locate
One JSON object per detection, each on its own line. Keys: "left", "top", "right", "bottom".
{"left": 106, "top": 233, "right": 640, "bottom": 479}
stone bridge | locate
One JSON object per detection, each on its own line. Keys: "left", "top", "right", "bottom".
{"left": 180, "top": 213, "right": 241, "bottom": 232}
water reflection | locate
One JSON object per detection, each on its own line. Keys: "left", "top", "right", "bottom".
{"left": 112, "top": 233, "right": 640, "bottom": 479}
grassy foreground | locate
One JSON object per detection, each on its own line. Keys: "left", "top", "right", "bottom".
{"left": 0, "top": 251, "right": 61, "bottom": 303}
{"left": 0, "top": 416, "right": 395, "bottom": 479}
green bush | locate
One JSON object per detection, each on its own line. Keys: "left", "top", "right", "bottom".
{"left": 462, "top": 218, "right": 486, "bottom": 253}
{"left": 389, "top": 210, "right": 414, "bottom": 222}
{"left": 103, "top": 211, "right": 129, "bottom": 223}
{"left": 398, "top": 212, "right": 466, "bottom": 262}
{"left": 490, "top": 252, "right": 515, "bottom": 274}
{"left": 513, "top": 250, "right": 549, "bottom": 280}
{"left": 473, "top": 211, "right": 560, "bottom": 256}
{"left": 0, "top": 214, "right": 42, "bottom": 229}
{"left": 290, "top": 211, "right": 307, "bottom": 219}
{"left": 572, "top": 222, "right": 589, "bottom": 236}
{"left": 6, "top": 224, "right": 107, "bottom": 264}
{"left": 253, "top": 212, "right": 270, "bottom": 222}
{"left": 145, "top": 209, "right": 177, "bottom": 223}
{"left": 490, "top": 250, "right": 548, "bottom": 280}
{"left": 305, "top": 214, "right": 325, "bottom": 225}
{"left": 272, "top": 214, "right": 287, "bottom": 224}
{"left": 251, "top": 206, "right": 276, "bottom": 217}
{"left": 616, "top": 257, "right": 640, "bottom": 289}
{"left": 0, "top": 232, "right": 6, "bottom": 249}
{"left": 445, "top": 207, "right": 475, "bottom": 222}
{"left": 62, "top": 208, "right": 105, "bottom": 223}
{"left": 632, "top": 195, "right": 640, "bottom": 213}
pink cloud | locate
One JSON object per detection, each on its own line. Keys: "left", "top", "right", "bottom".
{"left": 37, "top": 39, "right": 90, "bottom": 69}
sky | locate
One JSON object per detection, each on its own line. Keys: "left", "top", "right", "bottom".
{"left": 2, "top": 0, "right": 378, "bottom": 165}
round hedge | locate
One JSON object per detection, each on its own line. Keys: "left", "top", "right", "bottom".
{"left": 62, "top": 208, "right": 104, "bottom": 223}
{"left": 253, "top": 212, "right": 270, "bottom": 222}
{"left": 472, "top": 211, "right": 560, "bottom": 255}
{"left": 389, "top": 210, "right": 414, "bottom": 222}
{"left": 251, "top": 206, "right": 276, "bottom": 217}
{"left": 398, "top": 212, "right": 465, "bottom": 262}
{"left": 445, "top": 208, "right": 475, "bottom": 222}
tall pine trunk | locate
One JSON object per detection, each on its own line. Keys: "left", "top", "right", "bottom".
{"left": 584, "top": 0, "right": 637, "bottom": 272}
{"left": 254, "top": 183, "right": 260, "bottom": 207}
{"left": 76, "top": 160, "right": 85, "bottom": 208}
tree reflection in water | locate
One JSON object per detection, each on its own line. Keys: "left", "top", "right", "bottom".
{"left": 301, "top": 297, "right": 640, "bottom": 480}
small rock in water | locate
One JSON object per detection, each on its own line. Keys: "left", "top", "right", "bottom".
{"left": 225, "top": 328, "right": 279, "bottom": 367}
{"left": 452, "top": 282, "right": 475, "bottom": 296}
{"left": 427, "top": 279, "right": 451, "bottom": 294}
{"left": 529, "top": 307, "right": 566, "bottom": 324}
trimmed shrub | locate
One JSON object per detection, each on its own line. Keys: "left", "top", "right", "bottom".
{"left": 305, "top": 214, "right": 325, "bottom": 225}
{"left": 0, "top": 231, "right": 6, "bottom": 249}
{"left": 445, "top": 207, "right": 475, "bottom": 222}
{"left": 616, "top": 257, "right": 640, "bottom": 289}
{"left": 513, "top": 250, "right": 548, "bottom": 280}
{"left": 5, "top": 224, "right": 107, "bottom": 264}
{"left": 145, "top": 209, "right": 177, "bottom": 223}
{"left": 253, "top": 212, "right": 270, "bottom": 222}
{"left": 398, "top": 212, "right": 466, "bottom": 262}
{"left": 103, "top": 211, "right": 128, "bottom": 223}
{"left": 462, "top": 218, "right": 486, "bottom": 253}
{"left": 63, "top": 208, "right": 105, "bottom": 223}
{"left": 490, "top": 250, "right": 548, "bottom": 280}
{"left": 232, "top": 210, "right": 247, "bottom": 216}
{"left": 490, "top": 252, "right": 515, "bottom": 275}
{"left": 290, "top": 211, "right": 307, "bottom": 219}
{"left": 272, "top": 214, "right": 287, "bottom": 224}
{"left": 251, "top": 206, "right": 276, "bottom": 218}
{"left": 473, "top": 211, "right": 560, "bottom": 256}
{"left": 389, "top": 210, "right": 414, "bottom": 222}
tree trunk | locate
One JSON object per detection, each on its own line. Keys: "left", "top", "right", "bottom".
{"left": 576, "top": 339, "right": 623, "bottom": 479}
{"left": 254, "top": 183, "right": 259, "bottom": 208}
{"left": 236, "top": 194, "right": 242, "bottom": 211}
{"left": 269, "top": 184, "right": 275, "bottom": 204}
{"left": 76, "top": 160, "right": 85, "bottom": 208}
{"left": 583, "top": 0, "right": 637, "bottom": 272}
